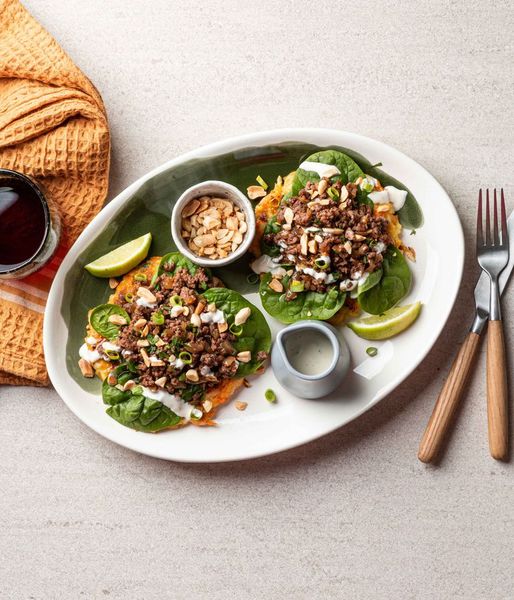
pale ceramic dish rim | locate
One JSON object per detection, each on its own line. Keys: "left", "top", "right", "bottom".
{"left": 43, "top": 128, "right": 465, "bottom": 463}
{"left": 170, "top": 179, "right": 256, "bottom": 267}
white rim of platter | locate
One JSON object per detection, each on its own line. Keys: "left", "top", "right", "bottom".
{"left": 44, "top": 128, "right": 464, "bottom": 463}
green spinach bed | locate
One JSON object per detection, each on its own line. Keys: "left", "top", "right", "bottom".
{"left": 259, "top": 150, "right": 421, "bottom": 323}
{"left": 89, "top": 253, "right": 271, "bottom": 432}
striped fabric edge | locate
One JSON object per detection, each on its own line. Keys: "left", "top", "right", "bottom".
{"left": 0, "top": 288, "right": 45, "bottom": 313}
{"left": 0, "top": 243, "right": 69, "bottom": 312}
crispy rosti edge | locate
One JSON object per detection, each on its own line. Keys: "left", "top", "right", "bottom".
{"left": 85, "top": 255, "right": 247, "bottom": 430}
{"left": 250, "top": 171, "right": 295, "bottom": 256}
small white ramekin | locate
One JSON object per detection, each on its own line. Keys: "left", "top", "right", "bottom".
{"left": 170, "top": 180, "right": 256, "bottom": 267}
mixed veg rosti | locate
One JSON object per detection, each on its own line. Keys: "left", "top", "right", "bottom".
{"left": 249, "top": 150, "right": 416, "bottom": 324}
{"left": 79, "top": 253, "right": 271, "bottom": 432}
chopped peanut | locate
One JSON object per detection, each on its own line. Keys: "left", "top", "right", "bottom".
{"left": 78, "top": 359, "right": 94, "bottom": 378}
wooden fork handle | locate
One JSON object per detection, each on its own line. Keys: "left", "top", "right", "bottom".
{"left": 418, "top": 332, "right": 481, "bottom": 463}
{"left": 487, "top": 320, "right": 509, "bottom": 461}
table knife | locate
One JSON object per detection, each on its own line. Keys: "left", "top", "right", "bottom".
{"left": 418, "top": 211, "right": 514, "bottom": 463}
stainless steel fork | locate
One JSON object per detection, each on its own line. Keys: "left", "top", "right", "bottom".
{"left": 477, "top": 189, "right": 510, "bottom": 460}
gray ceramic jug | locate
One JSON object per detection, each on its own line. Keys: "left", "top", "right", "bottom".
{"left": 271, "top": 320, "right": 350, "bottom": 399}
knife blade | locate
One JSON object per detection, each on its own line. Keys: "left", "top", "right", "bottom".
{"left": 471, "top": 210, "right": 514, "bottom": 334}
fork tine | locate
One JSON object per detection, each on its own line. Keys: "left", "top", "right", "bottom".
{"left": 500, "top": 188, "right": 508, "bottom": 246}
{"left": 477, "top": 189, "right": 483, "bottom": 247}
{"left": 493, "top": 188, "right": 499, "bottom": 245}
{"left": 485, "top": 189, "right": 491, "bottom": 246}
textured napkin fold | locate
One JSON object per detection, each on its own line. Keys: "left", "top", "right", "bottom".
{"left": 0, "top": 0, "right": 110, "bottom": 385}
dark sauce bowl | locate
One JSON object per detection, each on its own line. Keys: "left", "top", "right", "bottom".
{"left": 0, "top": 169, "right": 60, "bottom": 280}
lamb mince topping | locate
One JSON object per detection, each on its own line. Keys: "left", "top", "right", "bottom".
{"left": 82, "top": 262, "right": 266, "bottom": 408}
{"left": 259, "top": 177, "right": 392, "bottom": 299}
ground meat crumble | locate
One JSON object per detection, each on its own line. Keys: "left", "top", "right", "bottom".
{"left": 262, "top": 178, "right": 392, "bottom": 297}
{"left": 105, "top": 264, "right": 265, "bottom": 405}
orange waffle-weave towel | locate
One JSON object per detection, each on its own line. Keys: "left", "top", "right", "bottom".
{"left": 0, "top": 0, "right": 110, "bottom": 385}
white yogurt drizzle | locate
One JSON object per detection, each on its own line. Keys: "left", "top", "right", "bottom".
{"left": 300, "top": 266, "right": 335, "bottom": 284}
{"left": 298, "top": 161, "right": 341, "bottom": 179}
{"left": 140, "top": 386, "right": 197, "bottom": 420}
{"left": 200, "top": 309, "right": 225, "bottom": 324}
{"left": 368, "top": 190, "right": 389, "bottom": 204}
{"left": 79, "top": 343, "right": 102, "bottom": 363}
{"left": 368, "top": 185, "right": 407, "bottom": 212}
{"left": 340, "top": 272, "right": 370, "bottom": 293}
{"left": 340, "top": 279, "right": 358, "bottom": 292}
{"left": 103, "top": 341, "right": 121, "bottom": 352}
{"left": 250, "top": 254, "right": 284, "bottom": 275}
{"left": 169, "top": 357, "right": 185, "bottom": 371}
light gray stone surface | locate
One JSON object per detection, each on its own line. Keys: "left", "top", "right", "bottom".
{"left": 1, "top": 1, "right": 514, "bottom": 598}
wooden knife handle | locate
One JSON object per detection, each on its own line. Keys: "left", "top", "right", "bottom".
{"left": 418, "top": 332, "right": 481, "bottom": 463}
{"left": 487, "top": 320, "right": 509, "bottom": 461}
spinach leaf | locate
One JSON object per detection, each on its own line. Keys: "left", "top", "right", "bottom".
{"left": 358, "top": 268, "right": 383, "bottom": 295}
{"left": 292, "top": 150, "right": 364, "bottom": 195}
{"left": 90, "top": 304, "right": 129, "bottom": 340}
{"left": 117, "top": 372, "right": 133, "bottom": 386}
{"left": 102, "top": 378, "right": 132, "bottom": 405}
{"left": 259, "top": 274, "right": 346, "bottom": 323}
{"left": 358, "top": 247, "right": 411, "bottom": 314}
{"left": 324, "top": 146, "right": 424, "bottom": 230}
{"left": 398, "top": 196, "right": 424, "bottom": 230}
{"left": 203, "top": 288, "right": 272, "bottom": 376}
{"left": 181, "top": 384, "right": 204, "bottom": 402}
{"left": 114, "top": 361, "right": 137, "bottom": 376}
{"left": 150, "top": 252, "right": 211, "bottom": 286}
{"left": 356, "top": 187, "right": 374, "bottom": 208}
{"left": 261, "top": 216, "right": 282, "bottom": 257}
{"left": 106, "top": 394, "right": 181, "bottom": 432}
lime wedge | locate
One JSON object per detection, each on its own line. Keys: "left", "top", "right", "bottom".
{"left": 348, "top": 301, "right": 422, "bottom": 340}
{"left": 85, "top": 233, "right": 152, "bottom": 277}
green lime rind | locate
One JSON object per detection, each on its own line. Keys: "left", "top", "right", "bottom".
{"left": 85, "top": 233, "right": 152, "bottom": 278}
{"left": 348, "top": 301, "right": 422, "bottom": 340}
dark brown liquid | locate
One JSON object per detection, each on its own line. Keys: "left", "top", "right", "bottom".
{"left": 0, "top": 177, "right": 47, "bottom": 272}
